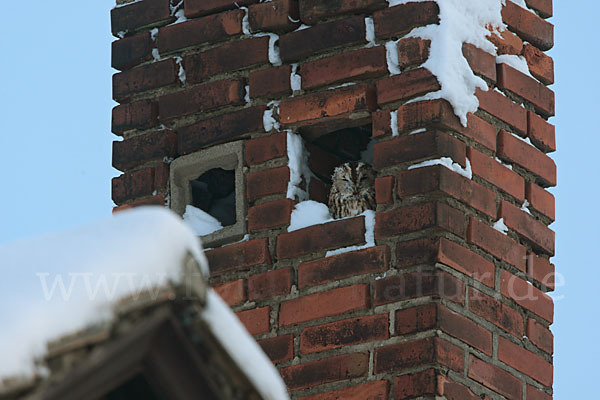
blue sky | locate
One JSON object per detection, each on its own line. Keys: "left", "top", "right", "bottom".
{"left": 0, "top": 0, "right": 594, "bottom": 397}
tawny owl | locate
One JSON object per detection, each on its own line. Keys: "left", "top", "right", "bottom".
{"left": 328, "top": 162, "right": 376, "bottom": 219}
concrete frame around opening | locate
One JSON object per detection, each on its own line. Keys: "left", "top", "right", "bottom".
{"left": 170, "top": 141, "right": 246, "bottom": 248}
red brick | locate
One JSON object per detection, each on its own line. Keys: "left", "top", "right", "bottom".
{"left": 528, "top": 111, "right": 555, "bottom": 153}
{"left": 526, "top": 182, "right": 555, "bottom": 222}
{"left": 468, "top": 355, "right": 522, "bottom": 399}
{"left": 497, "top": 64, "right": 554, "bottom": 117}
{"left": 157, "top": 10, "right": 244, "bottom": 54}
{"left": 469, "top": 288, "right": 524, "bottom": 338}
{"left": 300, "top": 314, "right": 388, "bottom": 354}
{"left": 463, "top": 43, "right": 496, "bottom": 82}
{"left": 488, "top": 29, "right": 523, "bottom": 56}
{"left": 249, "top": 0, "right": 300, "bottom": 33}
{"left": 112, "top": 59, "right": 178, "bottom": 101}
{"left": 111, "top": 165, "right": 167, "bottom": 204}
{"left": 248, "top": 198, "right": 294, "bottom": 231}
{"left": 397, "top": 37, "right": 431, "bottom": 69}
{"left": 502, "top": 1, "right": 554, "bottom": 51}
{"left": 184, "top": 0, "right": 258, "bottom": 18}
{"left": 522, "top": 44, "right": 554, "bottom": 85}
{"left": 246, "top": 166, "right": 290, "bottom": 202}
{"left": 476, "top": 87, "right": 527, "bottom": 134}
{"left": 527, "top": 318, "right": 553, "bottom": 354}
{"left": 178, "top": 106, "right": 266, "bottom": 155}
{"left": 300, "top": 47, "right": 387, "bottom": 90}
{"left": 500, "top": 269, "right": 553, "bottom": 323}
{"left": 214, "top": 279, "right": 246, "bottom": 306}
{"left": 373, "top": 130, "right": 466, "bottom": 170}
{"left": 395, "top": 237, "right": 438, "bottom": 268}
{"left": 377, "top": 68, "right": 441, "bottom": 106}
{"left": 112, "top": 130, "right": 177, "bottom": 171}
{"left": 437, "top": 238, "right": 495, "bottom": 287}
{"left": 525, "top": 0, "right": 553, "bottom": 18}
{"left": 394, "top": 369, "right": 437, "bottom": 399}
{"left": 375, "top": 337, "right": 463, "bottom": 374}
{"left": 159, "top": 79, "right": 244, "bottom": 122}
{"left": 299, "top": 0, "right": 387, "bottom": 24}
{"left": 375, "top": 201, "right": 465, "bottom": 239}
{"left": 300, "top": 380, "right": 389, "bottom": 400}
{"left": 527, "top": 385, "right": 552, "bottom": 400}
{"left": 468, "top": 147, "right": 525, "bottom": 201}
{"left": 499, "top": 200, "right": 554, "bottom": 255}
{"left": 279, "top": 284, "right": 370, "bottom": 327}
{"left": 236, "top": 306, "right": 270, "bottom": 335}
{"left": 250, "top": 65, "right": 292, "bottom": 99}
{"left": 439, "top": 305, "right": 492, "bottom": 355}
{"left": 298, "top": 246, "right": 389, "bottom": 288}
{"left": 245, "top": 132, "right": 287, "bottom": 166}
{"left": 112, "top": 194, "right": 165, "bottom": 212}
{"left": 279, "top": 16, "right": 366, "bottom": 63}
{"left": 248, "top": 267, "right": 292, "bottom": 301}
{"left": 373, "top": 1, "right": 439, "bottom": 39}
{"left": 527, "top": 252, "right": 555, "bottom": 291}
{"left": 395, "top": 99, "right": 497, "bottom": 151}
{"left": 467, "top": 217, "right": 527, "bottom": 271}
{"left": 395, "top": 304, "right": 437, "bottom": 335}
{"left": 280, "top": 352, "right": 369, "bottom": 391}
{"left": 258, "top": 334, "right": 294, "bottom": 364}
{"left": 375, "top": 176, "right": 394, "bottom": 204}
{"left": 111, "top": 32, "right": 152, "bottom": 71}
{"left": 280, "top": 83, "right": 376, "bottom": 127}
{"left": 111, "top": 0, "right": 171, "bottom": 35}
{"left": 438, "top": 377, "right": 483, "bottom": 400}
{"left": 184, "top": 36, "right": 270, "bottom": 83}
{"left": 374, "top": 270, "right": 465, "bottom": 306}
{"left": 112, "top": 100, "right": 158, "bottom": 135}
{"left": 397, "top": 165, "right": 497, "bottom": 217}
{"left": 497, "top": 130, "right": 556, "bottom": 187}
{"left": 206, "top": 238, "right": 272, "bottom": 275}
{"left": 498, "top": 336, "right": 553, "bottom": 386}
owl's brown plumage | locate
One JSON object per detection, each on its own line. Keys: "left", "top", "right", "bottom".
{"left": 328, "top": 162, "right": 376, "bottom": 219}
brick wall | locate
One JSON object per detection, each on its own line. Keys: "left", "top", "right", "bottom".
{"left": 110, "top": 0, "right": 556, "bottom": 398}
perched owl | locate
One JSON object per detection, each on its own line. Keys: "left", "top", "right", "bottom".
{"left": 328, "top": 162, "right": 376, "bottom": 219}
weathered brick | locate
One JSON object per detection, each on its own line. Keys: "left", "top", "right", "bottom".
{"left": 178, "top": 106, "right": 266, "bottom": 155}
{"left": 112, "top": 130, "right": 177, "bottom": 171}
{"left": 112, "top": 59, "right": 178, "bottom": 101}
{"left": 497, "top": 63, "right": 554, "bottom": 117}
{"left": 397, "top": 37, "right": 431, "bottom": 69}
{"left": 248, "top": 267, "right": 292, "bottom": 301}
{"left": 279, "top": 284, "right": 370, "bottom": 327}
{"left": 522, "top": 44, "right": 554, "bottom": 85}
{"left": 236, "top": 306, "right": 270, "bottom": 335}
{"left": 525, "top": 0, "right": 553, "bottom": 18}
{"left": 476, "top": 87, "right": 527, "bottom": 134}
{"left": 214, "top": 279, "right": 246, "bottom": 306}
{"left": 468, "top": 355, "right": 522, "bottom": 399}
{"left": 111, "top": 0, "right": 172, "bottom": 35}
{"left": 206, "top": 238, "right": 271, "bottom": 275}
{"left": 245, "top": 131, "right": 287, "bottom": 165}
{"left": 112, "top": 99, "right": 158, "bottom": 135}
{"left": 374, "top": 270, "right": 465, "bottom": 306}
{"left": 528, "top": 110, "right": 556, "bottom": 153}
{"left": 375, "top": 176, "right": 395, "bottom": 205}
{"left": 299, "top": 0, "right": 387, "bottom": 24}
{"left": 527, "top": 318, "right": 553, "bottom": 354}
{"left": 376, "top": 68, "right": 440, "bottom": 106}
{"left": 499, "top": 200, "right": 554, "bottom": 255}
{"left": 300, "top": 314, "right": 388, "bottom": 354}
{"left": 498, "top": 336, "right": 553, "bottom": 386}
{"left": 467, "top": 216, "right": 527, "bottom": 271}
{"left": 246, "top": 166, "right": 289, "bottom": 202}
{"left": 301, "top": 47, "right": 387, "bottom": 90}
{"left": 488, "top": 28, "right": 523, "bottom": 56}
{"left": 395, "top": 303, "right": 437, "bottom": 335}
{"left": 184, "top": 36, "right": 270, "bottom": 83}
{"left": 300, "top": 380, "right": 389, "bottom": 400}
{"left": 468, "top": 147, "right": 525, "bottom": 201}
{"left": 112, "top": 194, "right": 165, "bottom": 213}
{"left": 279, "top": 16, "right": 366, "bottom": 63}
{"left": 111, "top": 165, "right": 167, "bottom": 204}
{"left": 373, "top": 2, "right": 439, "bottom": 39}
{"left": 394, "top": 369, "right": 437, "bottom": 399}
{"left": 248, "top": 198, "right": 294, "bottom": 232}
{"left": 396, "top": 237, "right": 438, "bottom": 269}
{"left": 185, "top": 0, "right": 258, "bottom": 18}
{"left": 527, "top": 385, "right": 552, "bottom": 400}
{"left": 469, "top": 288, "right": 523, "bottom": 338}
{"left": 298, "top": 246, "right": 389, "bottom": 288}
{"left": 159, "top": 79, "right": 245, "bottom": 122}
{"left": 375, "top": 201, "right": 466, "bottom": 239}
{"left": 502, "top": 1, "right": 554, "bottom": 50}
{"left": 250, "top": 65, "right": 292, "bottom": 99}
{"left": 249, "top": 0, "right": 300, "bottom": 33}
{"left": 463, "top": 43, "right": 496, "bottom": 82}
{"left": 157, "top": 10, "right": 244, "bottom": 54}
{"left": 500, "top": 269, "right": 554, "bottom": 323}
{"left": 375, "top": 337, "right": 463, "bottom": 373}
{"left": 373, "top": 130, "right": 466, "bottom": 170}
{"left": 277, "top": 217, "right": 366, "bottom": 259}
{"left": 280, "top": 352, "right": 369, "bottom": 391}
{"left": 527, "top": 252, "right": 555, "bottom": 291}
{"left": 437, "top": 238, "right": 495, "bottom": 287}
{"left": 439, "top": 377, "right": 485, "bottom": 400}
{"left": 111, "top": 32, "right": 152, "bottom": 71}
{"left": 258, "top": 334, "right": 294, "bottom": 364}
{"left": 438, "top": 305, "right": 492, "bottom": 355}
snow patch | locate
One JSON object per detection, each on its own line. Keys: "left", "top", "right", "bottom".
{"left": 240, "top": 7, "right": 251, "bottom": 35}
{"left": 365, "top": 17, "right": 376, "bottom": 47}
{"left": 521, "top": 200, "right": 532, "bottom": 215}
{"left": 409, "top": 128, "right": 427, "bottom": 135}
{"left": 263, "top": 101, "right": 281, "bottom": 132}
{"left": 385, "top": 40, "right": 401, "bottom": 75}
{"left": 152, "top": 48, "right": 161, "bottom": 62}
{"left": 326, "top": 210, "right": 376, "bottom": 257}
{"left": 174, "top": 56, "right": 186, "bottom": 85}
{"left": 408, "top": 157, "right": 472, "bottom": 179}
{"left": 497, "top": 54, "right": 533, "bottom": 78}
{"left": 291, "top": 64, "right": 302, "bottom": 91}
{"left": 390, "top": 110, "right": 400, "bottom": 136}
{"left": 286, "top": 131, "right": 311, "bottom": 201}
{"left": 493, "top": 217, "right": 509, "bottom": 235}
{"left": 288, "top": 201, "right": 332, "bottom": 232}
{"left": 183, "top": 205, "right": 223, "bottom": 236}
{"left": 294, "top": 24, "right": 312, "bottom": 31}
{"left": 244, "top": 85, "right": 250, "bottom": 104}
{"left": 254, "top": 33, "right": 282, "bottom": 66}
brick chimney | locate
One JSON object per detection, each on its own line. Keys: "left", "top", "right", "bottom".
{"left": 110, "top": 0, "right": 555, "bottom": 398}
